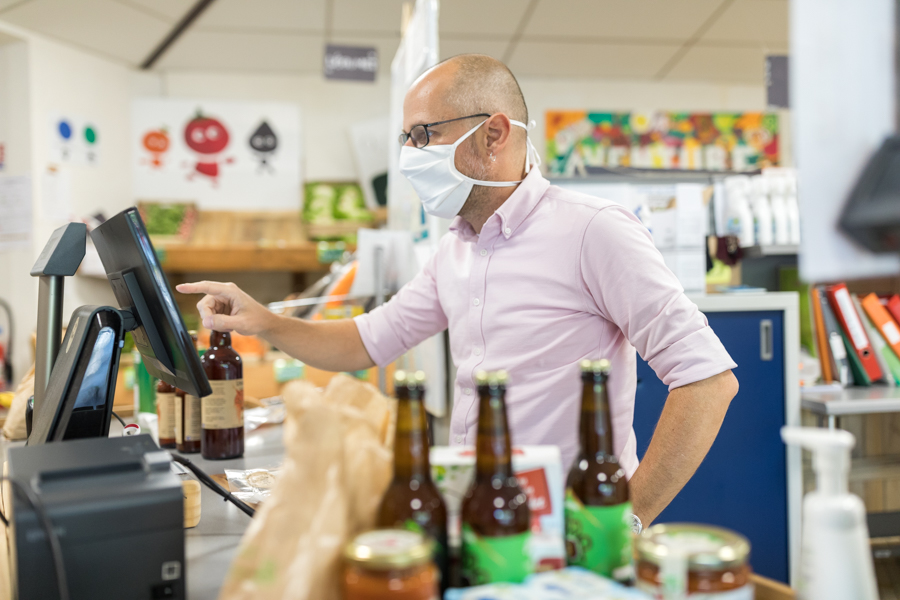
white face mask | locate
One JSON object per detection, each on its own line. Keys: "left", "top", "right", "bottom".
{"left": 398, "top": 118, "right": 541, "bottom": 219}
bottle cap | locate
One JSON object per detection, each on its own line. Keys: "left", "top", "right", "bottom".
{"left": 592, "top": 359, "right": 611, "bottom": 374}
{"left": 344, "top": 529, "right": 434, "bottom": 571}
{"left": 475, "top": 370, "right": 509, "bottom": 386}
{"left": 394, "top": 370, "right": 407, "bottom": 385}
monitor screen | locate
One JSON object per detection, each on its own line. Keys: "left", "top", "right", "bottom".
{"left": 90, "top": 207, "right": 210, "bottom": 398}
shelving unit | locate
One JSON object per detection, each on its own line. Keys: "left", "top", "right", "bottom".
{"left": 743, "top": 244, "right": 799, "bottom": 258}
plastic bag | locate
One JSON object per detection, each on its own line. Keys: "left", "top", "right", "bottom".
{"left": 218, "top": 373, "right": 394, "bottom": 600}
{"left": 2, "top": 364, "right": 34, "bottom": 441}
{"left": 225, "top": 468, "right": 280, "bottom": 505}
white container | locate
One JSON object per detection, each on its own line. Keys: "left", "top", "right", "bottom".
{"left": 781, "top": 427, "right": 878, "bottom": 600}
{"left": 786, "top": 175, "right": 801, "bottom": 244}
{"left": 769, "top": 176, "right": 791, "bottom": 245}
{"left": 724, "top": 176, "right": 755, "bottom": 247}
{"left": 749, "top": 175, "right": 774, "bottom": 246}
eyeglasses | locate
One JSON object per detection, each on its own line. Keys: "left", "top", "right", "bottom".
{"left": 399, "top": 113, "right": 491, "bottom": 148}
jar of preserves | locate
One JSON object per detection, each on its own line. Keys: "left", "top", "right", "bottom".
{"left": 636, "top": 523, "right": 752, "bottom": 599}
{"left": 344, "top": 529, "right": 439, "bottom": 600}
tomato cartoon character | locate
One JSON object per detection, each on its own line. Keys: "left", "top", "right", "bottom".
{"left": 184, "top": 111, "right": 233, "bottom": 186}
{"left": 140, "top": 128, "right": 170, "bottom": 169}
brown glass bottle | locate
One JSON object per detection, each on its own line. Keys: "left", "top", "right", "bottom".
{"left": 460, "top": 370, "right": 532, "bottom": 586}
{"left": 156, "top": 379, "right": 177, "bottom": 449}
{"left": 376, "top": 370, "right": 449, "bottom": 591}
{"left": 565, "top": 359, "right": 632, "bottom": 582}
{"left": 176, "top": 331, "right": 202, "bottom": 453}
{"left": 201, "top": 330, "right": 244, "bottom": 460}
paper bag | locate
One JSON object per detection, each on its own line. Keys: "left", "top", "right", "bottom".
{"left": 218, "top": 374, "right": 394, "bottom": 600}
{"left": 3, "top": 365, "right": 34, "bottom": 441}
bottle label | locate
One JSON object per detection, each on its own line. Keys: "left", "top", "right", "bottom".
{"left": 202, "top": 379, "right": 244, "bottom": 430}
{"left": 185, "top": 395, "right": 202, "bottom": 441}
{"left": 461, "top": 524, "right": 531, "bottom": 585}
{"left": 399, "top": 518, "right": 448, "bottom": 579}
{"left": 564, "top": 488, "right": 633, "bottom": 580}
{"left": 157, "top": 392, "right": 176, "bottom": 439}
{"left": 175, "top": 395, "right": 183, "bottom": 444}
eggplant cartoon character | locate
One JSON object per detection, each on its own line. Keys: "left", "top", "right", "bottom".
{"left": 249, "top": 120, "right": 278, "bottom": 173}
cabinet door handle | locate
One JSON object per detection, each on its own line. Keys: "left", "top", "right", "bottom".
{"left": 760, "top": 319, "right": 774, "bottom": 361}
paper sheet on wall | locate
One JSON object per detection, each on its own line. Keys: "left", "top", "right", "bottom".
{"left": 41, "top": 169, "right": 72, "bottom": 222}
{"left": 0, "top": 175, "right": 32, "bottom": 250}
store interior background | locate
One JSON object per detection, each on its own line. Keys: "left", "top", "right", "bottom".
{"left": 0, "top": 0, "right": 788, "bottom": 383}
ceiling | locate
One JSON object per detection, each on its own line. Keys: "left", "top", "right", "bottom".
{"left": 0, "top": 0, "right": 788, "bottom": 84}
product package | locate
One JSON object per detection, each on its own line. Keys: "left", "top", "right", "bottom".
{"left": 225, "top": 468, "right": 281, "bottom": 505}
{"left": 445, "top": 567, "right": 651, "bottom": 600}
{"left": 430, "top": 445, "right": 566, "bottom": 571}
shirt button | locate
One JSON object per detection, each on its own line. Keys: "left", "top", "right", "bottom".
{"left": 463, "top": 388, "right": 472, "bottom": 395}
{"left": 480, "top": 249, "right": 487, "bottom": 256}
{"left": 504, "top": 227, "right": 511, "bottom": 235}
{"left": 455, "top": 435, "right": 464, "bottom": 443}
{"left": 473, "top": 348, "right": 482, "bottom": 356}
{"left": 473, "top": 298, "right": 480, "bottom": 306}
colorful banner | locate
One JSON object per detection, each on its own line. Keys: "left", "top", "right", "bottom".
{"left": 546, "top": 111, "right": 779, "bottom": 176}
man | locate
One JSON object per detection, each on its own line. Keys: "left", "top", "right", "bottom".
{"left": 177, "top": 54, "right": 738, "bottom": 529}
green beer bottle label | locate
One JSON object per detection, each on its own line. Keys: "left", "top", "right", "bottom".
{"left": 564, "top": 488, "right": 633, "bottom": 580}
{"left": 461, "top": 524, "right": 532, "bottom": 585}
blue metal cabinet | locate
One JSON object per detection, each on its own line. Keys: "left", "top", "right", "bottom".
{"left": 632, "top": 310, "right": 789, "bottom": 583}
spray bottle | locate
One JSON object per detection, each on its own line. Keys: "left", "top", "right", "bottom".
{"left": 781, "top": 427, "right": 878, "bottom": 600}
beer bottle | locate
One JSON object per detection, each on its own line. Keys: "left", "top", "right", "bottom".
{"left": 377, "top": 370, "right": 449, "bottom": 591}
{"left": 176, "top": 331, "right": 201, "bottom": 454}
{"left": 156, "top": 379, "right": 177, "bottom": 449}
{"left": 565, "top": 359, "right": 633, "bottom": 582}
{"left": 460, "top": 370, "right": 532, "bottom": 586}
{"left": 201, "top": 330, "right": 244, "bottom": 460}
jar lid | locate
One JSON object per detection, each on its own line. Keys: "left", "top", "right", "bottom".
{"left": 637, "top": 523, "right": 750, "bottom": 570}
{"left": 344, "top": 529, "right": 434, "bottom": 571}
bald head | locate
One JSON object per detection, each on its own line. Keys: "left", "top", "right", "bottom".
{"left": 437, "top": 54, "right": 528, "bottom": 123}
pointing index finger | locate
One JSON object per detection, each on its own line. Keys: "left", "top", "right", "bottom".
{"left": 176, "top": 281, "right": 228, "bottom": 296}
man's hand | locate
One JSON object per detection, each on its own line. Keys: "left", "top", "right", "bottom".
{"left": 629, "top": 369, "right": 739, "bottom": 526}
{"left": 175, "top": 281, "right": 276, "bottom": 336}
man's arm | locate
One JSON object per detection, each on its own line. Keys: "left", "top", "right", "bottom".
{"left": 175, "top": 281, "right": 374, "bottom": 372}
{"left": 629, "top": 369, "right": 739, "bottom": 526}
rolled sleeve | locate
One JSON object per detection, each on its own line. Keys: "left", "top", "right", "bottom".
{"left": 580, "top": 205, "right": 737, "bottom": 390}
{"left": 354, "top": 252, "right": 449, "bottom": 367}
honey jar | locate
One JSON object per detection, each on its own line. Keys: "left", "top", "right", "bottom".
{"left": 635, "top": 523, "right": 752, "bottom": 599}
{"left": 343, "top": 529, "right": 439, "bottom": 600}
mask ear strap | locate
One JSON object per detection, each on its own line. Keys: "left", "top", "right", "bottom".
{"left": 511, "top": 119, "right": 542, "bottom": 173}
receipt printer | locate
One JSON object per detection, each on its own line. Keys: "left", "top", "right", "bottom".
{"left": 8, "top": 435, "right": 185, "bottom": 599}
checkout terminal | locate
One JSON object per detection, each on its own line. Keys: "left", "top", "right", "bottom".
{"left": 8, "top": 207, "right": 215, "bottom": 599}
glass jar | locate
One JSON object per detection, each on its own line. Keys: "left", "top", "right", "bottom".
{"left": 636, "top": 523, "right": 752, "bottom": 599}
{"left": 344, "top": 529, "right": 439, "bottom": 600}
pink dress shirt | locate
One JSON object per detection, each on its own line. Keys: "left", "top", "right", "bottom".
{"left": 354, "top": 168, "right": 736, "bottom": 476}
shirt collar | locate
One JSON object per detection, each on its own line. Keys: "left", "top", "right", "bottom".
{"left": 449, "top": 168, "right": 550, "bottom": 242}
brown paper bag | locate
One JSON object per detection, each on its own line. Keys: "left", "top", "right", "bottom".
{"left": 3, "top": 365, "right": 34, "bottom": 441}
{"left": 218, "top": 374, "right": 394, "bottom": 600}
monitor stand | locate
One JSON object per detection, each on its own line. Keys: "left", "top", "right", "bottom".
{"left": 28, "top": 223, "right": 140, "bottom": 444}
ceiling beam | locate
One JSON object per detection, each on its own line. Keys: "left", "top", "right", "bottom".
{"left": 139, "top": 0, "right": 217, "bottom": 70}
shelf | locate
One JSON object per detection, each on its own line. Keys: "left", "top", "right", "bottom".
{"left": 742, "top": 244, "right": 799, "bottom": 258}
{"left": 801, "top": 385, "right": 900, "bottom": 416}
{"left": 157, "top": 242, "right": 330, "bottom": 273}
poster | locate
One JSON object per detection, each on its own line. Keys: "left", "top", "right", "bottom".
{"left": 0, "top": 175, "right": 32, "bottom": 250}
{"left": 132, "top": 99, "right": 301, "bottom": 210}
{"left": 48, "top": 114, "right": 100, "bottom": 165}
{"left": 546, "top": 111, "right": 779, "bottom": 176}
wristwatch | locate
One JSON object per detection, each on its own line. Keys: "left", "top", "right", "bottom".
{"left": 630, "top": 513, "right": 643, "bottom": 535}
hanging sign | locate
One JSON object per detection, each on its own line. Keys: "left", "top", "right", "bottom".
{"left": 323, "top": 44, "right": 378, "bottom": 82}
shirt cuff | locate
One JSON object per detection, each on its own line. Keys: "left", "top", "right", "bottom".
{"left": 648, "top": 326, "right": 738, "bottom": 391}
{"left": 354, "top": 309, "right": 405, "bottom": 368}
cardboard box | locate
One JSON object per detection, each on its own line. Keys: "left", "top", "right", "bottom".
{"left": 431, "top": 445, "right": 566, "bottom": 571}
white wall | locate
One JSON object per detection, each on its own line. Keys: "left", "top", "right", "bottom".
{"left": 0, "top": 38, "right": 32, "bottom": 383}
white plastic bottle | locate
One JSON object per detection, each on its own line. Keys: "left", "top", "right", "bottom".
{"left": 749, "top": 175, "right": 774, "bottom": 246}
{"left": 781, "top": 427, "right": 878, "bottom": 600}
{"left": 786, "top": 175, "right": 801, "bottom": 245}
{"left": 769, "top": 175, "right": 791, "bottom": 245}
{"left": 725, "top": 176, "right": 755, "bottom": 247}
